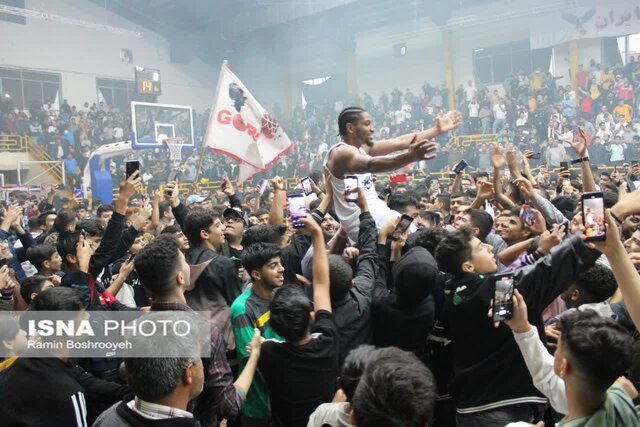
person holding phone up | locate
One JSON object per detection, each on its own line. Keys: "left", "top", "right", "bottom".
{"left": 325, "top": 107, "right": 462, "bottom": 241}
{"left": 498, "top": 289, "right": 639, "bottom": 426}
{"left": 434, "top": 225, "right": 601, "bottom": 426}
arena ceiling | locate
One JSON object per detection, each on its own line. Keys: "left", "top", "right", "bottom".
{"left": 88, "top": 0, "right": 498, "bottom": 65}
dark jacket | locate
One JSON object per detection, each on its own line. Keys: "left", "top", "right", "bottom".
{"left": 0, "top": 353, "right": 129, "bottom": 426}
{"left": 185, "top": 247, "right": 242, "bottom": 350}
{"left": 331, "top": 211, "right": 378, "bottom": 365}
{"left": 172, "top": 200, "right": 242, "bottom": 349}
{"left": 283, "top": 233, "right": 313, "bottom": 284}
{"left": 372, "top": 246, "right": 439, "bottom": 365}
{"left": 443, "top": 236, "right": 600, "bottom": 413}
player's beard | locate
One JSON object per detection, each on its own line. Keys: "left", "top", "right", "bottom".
{"left": 365, "top": 139, "right": 374, "bottom": 147}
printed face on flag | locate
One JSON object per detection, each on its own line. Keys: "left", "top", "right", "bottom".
{"left": 205, "top": 65, "right": 293, "bottom": 179}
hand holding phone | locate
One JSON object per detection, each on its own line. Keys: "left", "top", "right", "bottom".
{"left": 301, "top": 177, "right": 313, "bottom": 196}
{"left": 524, "top": 151, "right": 541, "bottom": 160}
{"left": 258, "top": 179, "right": 268, "bottom": 195}
{"left": 453, "top": 159, "right": 469, "bottom": 174}
{"left": 287, "top": 193, "right": 307, "bottom": 228}
{"left": 493, "top": 273, "right": 515, "bottom": 322}
{"left": 126, "top": 160, "right": 140, "bottom": 179}
{"left": 582, "top": 192, "right": 606, "bottom": 241}
{"left": 343, "top": 175, "right": 358, "bottom": 203}
{"left": 389, "top": 214, "right": 414, "bottom": 241}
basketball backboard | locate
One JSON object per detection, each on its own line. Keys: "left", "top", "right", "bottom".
{"left": 130, "top": 101, "right": 195, "bottom": 149}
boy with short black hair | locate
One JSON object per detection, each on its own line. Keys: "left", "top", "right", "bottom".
{"left": 181, "top": 208, "right": 242, "bottom": 348}
{"left": 351, "top": 347, "right": 437, "bottom": 427}
{"left": 435, "top": 227, "right": 601, "bottom": 425}
{"left": 26, "top": 244, "right": 62, "bottom": 277}
{"left": 504, "top": 289, "right": 639, "bottom": 424}
{"left": 230, "top": 242, "right": 285, "bottom": 425}
{"left": 135, "top": 234, "right": 262, "bottom": 426}
{"left": 20, "top": 275, "right": 55, "bottom": 305}
{"left": 257, "top": 215, "right": 336, "bottom": 427}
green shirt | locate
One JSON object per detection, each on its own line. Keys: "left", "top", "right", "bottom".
{"left": 557, "top": 385, "right": 640, "bottom": 427}
{"left": 230, "top": 288, "right": 283, "bottom": 420}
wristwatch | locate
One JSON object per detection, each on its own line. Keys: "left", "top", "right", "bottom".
{"left": 571, "top": 157, "right": 589, "bottom": 165}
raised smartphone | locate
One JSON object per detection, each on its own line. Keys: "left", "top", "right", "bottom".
{"left": 582, "top": 191, "right": 606, "bottom": 241}
{"left": 344, "top": 175, "right": 358, "bottom": 202}
{"left": 389, "top": 214, "right": 414, "bottom": 241}
{"left": 287, "top": 193, "right": 307, "bottom": 229}
{"left": 493, "top": 273, "right": 515, "bottom": 322}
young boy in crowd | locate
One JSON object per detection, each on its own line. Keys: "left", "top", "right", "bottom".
{"left": 230, "top": 241, "right": 285, "bottom": 426}
{"left": 308, "top": 344, "right": 377, "bottom": 427}
{"left": 435, "top": 227, "right": 601, "bottom": 426}
{"left": 503, "top": 289, "right": 639, "bottom": 425}
{"left": 19, "top": 274, "right": 55, "bottom": 306}
{"left": 57, "top": 172, "right": 141, "bottom": 311}
{"left": 351, "top": 347, "right": 437, "bottom": 427}
{"left": 256, "top": 215, "right": 336, "bottom": 426}
{"left": 26, "top": 244, "right": 63, "bottom": 281}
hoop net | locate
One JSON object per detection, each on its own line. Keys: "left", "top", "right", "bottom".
{"left": 164, "top": 137, "right": 185, "bottom": 162}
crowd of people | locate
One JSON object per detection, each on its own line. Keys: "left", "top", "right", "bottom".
{"left": 0, "top": 53, "right": 638, "bottom": 427}
{"left": 1, "top": 56, "right": 639, "bottom": 189}
{"left": 0, "top": 95, "right": 638, "bottom": 427}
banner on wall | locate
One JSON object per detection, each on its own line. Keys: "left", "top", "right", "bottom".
{"left": 530, "top": 3, "right": 640, "bottom": 50}
{"left": 203, "top": 62, "right": 293, "bottom": 183}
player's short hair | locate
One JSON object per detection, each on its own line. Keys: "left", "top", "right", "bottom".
{"left": 338, "top": 107, "right": 366, "bottom": 137}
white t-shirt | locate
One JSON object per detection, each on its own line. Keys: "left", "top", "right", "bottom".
{"left": 464, "top": 85, "right": 477, "bottom": 101}
{"left": 610, "top": 143, "right": 627, "bottom": 162}
{"left": 468, "top": 102, "right": 479, "bottom": 117}
{"left": 326, "top": 142, "right": 411, "bottom": 242}
{"left": 493, "top": 104, "right": 507, "bottom": 120}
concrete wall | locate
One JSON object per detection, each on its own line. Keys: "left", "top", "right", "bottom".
{"left": 0, "top": 0, "right": 218, "bottom": 111}
{"left": 262, "top": 0, "right": 608, "bottom": 109}
{"left": 0, "top": 0, "right": 612, "bottom": 117}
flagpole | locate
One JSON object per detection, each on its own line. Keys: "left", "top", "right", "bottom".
{"left": 194, "top": 60, "right": 228, "bottom": 184}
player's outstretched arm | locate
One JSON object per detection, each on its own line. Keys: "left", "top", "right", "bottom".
{"left": 366, "top": 110, "right": 463, "bottom": 156}
{"left": 337, "top": 135, "right": 437, "bottom": 175}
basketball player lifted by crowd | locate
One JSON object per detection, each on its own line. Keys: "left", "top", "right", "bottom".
{"left": 325, "top": 107, "right": 463, "bottom": 241}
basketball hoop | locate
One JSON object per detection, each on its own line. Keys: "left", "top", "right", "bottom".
{"left": 164, "top": 137, "right": 185, "bottom": 162}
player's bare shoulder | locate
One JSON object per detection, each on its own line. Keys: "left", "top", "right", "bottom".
{"left": 327, "top": 144, "right": 358, "bottom": 176}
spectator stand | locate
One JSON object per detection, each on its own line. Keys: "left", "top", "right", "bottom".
{"left": 0, "top": 134, "right": 64, "bottom": 186}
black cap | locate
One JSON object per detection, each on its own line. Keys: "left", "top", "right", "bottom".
{"left": 223, "top": 207, "right": 247, "bottom": 226}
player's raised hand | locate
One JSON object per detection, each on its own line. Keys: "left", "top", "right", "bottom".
{"left": 408, "top": 135, "right": 437, "bottom": 161}
{"left": 436, "top": 111, "right": 463, "bottom": 133}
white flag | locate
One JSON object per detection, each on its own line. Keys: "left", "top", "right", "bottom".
{"left": 204, "top": 63, "right": 293, "bottom": 183}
